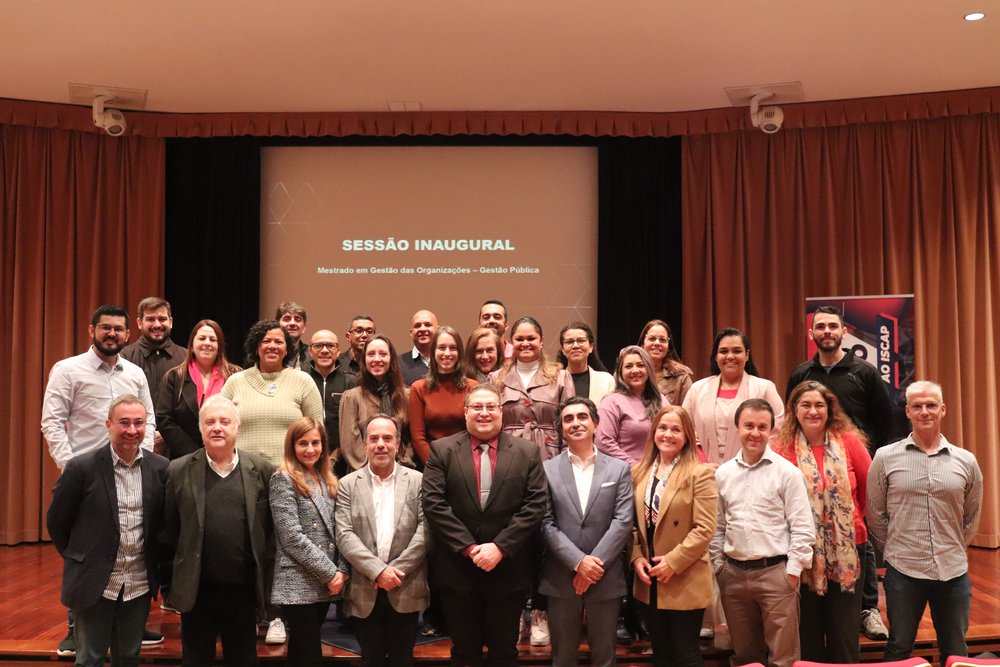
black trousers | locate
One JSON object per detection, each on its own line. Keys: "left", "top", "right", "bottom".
{"left": 283, "top": 601, "right": 331, "bottom": 667}
{"left": 181, "top": 583, "right": 258, "bottom": 667}
{"left": 355, "top": 590, "right": 419, "bottom": 667}
{"left": 642, "top": 604, "right": 704, "bottom": 667}
{"left": 800, "top": 581, "right": 862, "bottom": 663}
{"left": 440, "top": 589, "right": 524, "bottom": 666}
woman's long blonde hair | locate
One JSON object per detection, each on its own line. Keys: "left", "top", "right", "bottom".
{"left": 281, "top": 417, "right": 338, "bottom": 498}
{"left": 632, "top": 405, "right": 700, "bottom": 486}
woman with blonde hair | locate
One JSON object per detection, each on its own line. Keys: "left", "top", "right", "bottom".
{"left": 270, "top": 418, "right": 349, "bottom": 667}
{"left": 631, "top": 405, "right": 717, "bottom": 667}
{"left": 772, "top": 380, "right": 871, "bottom": 663}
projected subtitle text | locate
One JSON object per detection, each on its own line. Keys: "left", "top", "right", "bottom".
{"left": 316, "top": 265, "right": 540, "bottom": 275}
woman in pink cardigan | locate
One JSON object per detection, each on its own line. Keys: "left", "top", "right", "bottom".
{"left": 681, "top": 328, "right": 784, "bottom": 465}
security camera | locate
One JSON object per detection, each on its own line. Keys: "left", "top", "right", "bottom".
{"left": 92, "top": 95, "right": 127, "bottom": 136}
{"left": 749, "top": 92, "right": 784, "bottom": 134}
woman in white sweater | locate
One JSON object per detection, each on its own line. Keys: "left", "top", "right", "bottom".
{"left": 221, "top": 319, "right": 324, "bottom": 466}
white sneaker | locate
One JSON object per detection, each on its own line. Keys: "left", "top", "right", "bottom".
{"left": 265, "top": 618, "right": 287, "bottom": 645}
{"left": 861, "top": 609, "right": 889, "bottom": 640}
{"left": 529, "top": 610, "right": 550, "bottom": 647}
{"left": 518, "top": 612, "right": 529, "bottom": 643}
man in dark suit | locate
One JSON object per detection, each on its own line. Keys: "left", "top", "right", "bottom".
{"left": 540, "top": 397, "right": 634, "bottom": 667}
{"left": 160, "top": 394, "right": 276, "bottom": 667}
{"left": 422, "top": 384, "right": 548, "bottom": 666}
{"left": 47, "top": 394, "right": 169, "bottom": 667}
{"left": 398, "top": 309, "right": 438, "bottom": 386}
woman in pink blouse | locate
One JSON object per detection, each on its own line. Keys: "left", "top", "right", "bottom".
{"left": 681, "top": 328, "right": 784, "bottom": 465}
{"left": 596, "top": 346, "right": 668, "bottom": 466}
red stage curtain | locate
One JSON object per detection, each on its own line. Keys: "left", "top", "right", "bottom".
{"left": 0, "top": 124, "right": 165, "bottom": 544}
{"left": 682, "top": 112, "right": 1000, "bottom": 547}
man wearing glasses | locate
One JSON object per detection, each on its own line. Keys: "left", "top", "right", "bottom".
{"left": 422, "top": 384, "right": 548, "bottom": 666}
{"left": 47, "top": 394, "right": 168, "bottom": 667}
{"left": 338, "top": 314, "right": 377, "bottom": 376}
{"left": 41, "top": 304, "right": 158, "bottom": 656}
{"left": 867, "top": 380, "right": 983, "bottom": 663}
{"left": 307, "top": 329, "right": 356, "bottom": 475}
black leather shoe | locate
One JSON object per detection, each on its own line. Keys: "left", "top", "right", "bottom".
{"left": 616, "top": 617, "right": 633, "bottom": 645}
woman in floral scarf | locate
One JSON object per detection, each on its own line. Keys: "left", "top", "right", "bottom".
{"left": 772, "top": 380, "right": 872, "bottom": 662}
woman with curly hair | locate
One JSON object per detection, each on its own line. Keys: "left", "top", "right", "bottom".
{"left": 220, "top": 319, "right": 323, "bottom": 466}
{"left": 771, "top": 380, "right": 871, "bottom": 663}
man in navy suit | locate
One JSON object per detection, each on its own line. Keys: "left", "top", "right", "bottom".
{"left": 540, "top": 397, "right": 634, "bottom": 667}
{"left": 422, "top": 384, "right": 548, "bottom": 666}
{"left": 47, "top": 394, "right": 169, "bottom": 667}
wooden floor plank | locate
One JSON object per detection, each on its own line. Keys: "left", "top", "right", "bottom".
{"left": 2, "top": 543, "right": 999, "bottom": 665}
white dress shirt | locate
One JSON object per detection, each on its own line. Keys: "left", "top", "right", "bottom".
{"left": 710, "top": 445, "right": 815, "bottom": 577}
{"left": 41, "top": 347, "right": 156, "bottom": 469}
{"left": 207, "top": 449, "right": 240, "bottom": 479}
{"left": 567, "top": 446, "right": 597, "bottom": 514}
{"left": 369, "top": 463, "right": 398, "bottom": 563}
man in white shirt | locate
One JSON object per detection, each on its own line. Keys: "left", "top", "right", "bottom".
{"left": 867, "top": 380, "right": 983, "bottom": 663}
{"left": 336, "top": 414, "right": 428, "bottom": 666}
{"left": 40, "top": 304, "right": 158, "bottom": 656}
{"left": 540, "top": 397, "right": 633, "bottom": 667}
{"left": 710, "top": 398, "right": 815, "bottom": 667}
{"left": 41, "top": 305, "right": 156, "bottom": 470}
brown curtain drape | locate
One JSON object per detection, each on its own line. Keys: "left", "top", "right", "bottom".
{"left": 3, "top": 86, "right": 1000, "bottom": 138}
{"left": 0, "top": 124, "right": 165, "bottom": 544}
{"left": 681, "top": 112, "right": 1000, "bottom": 547}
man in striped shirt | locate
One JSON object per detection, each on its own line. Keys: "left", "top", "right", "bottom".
{"left": 47, "top": 394, "right": 169, "bottom": 667}
{"left": 867, "top": 380, "right": 983, "bottom": 663}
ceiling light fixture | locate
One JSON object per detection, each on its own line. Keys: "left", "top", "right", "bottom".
{"left": 965, "top": 11, "right": 985, "bottom": 20}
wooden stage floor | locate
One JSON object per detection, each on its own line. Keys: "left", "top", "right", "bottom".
{"left": 2, "top": 543, "right": 999, "bottom": 665}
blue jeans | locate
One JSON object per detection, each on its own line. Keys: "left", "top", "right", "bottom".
{"left": 883, "top": 563, "right": 971, "bottom": 662}
{"left": 74, "top": 591, "right": 151, "bottom": 667}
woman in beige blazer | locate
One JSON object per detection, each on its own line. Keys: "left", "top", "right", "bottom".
{"left": 681, "top": 327, "right": 784, "bottom": 465}
{"left": 632, "top": 405, "right": 718, "bottom": 667}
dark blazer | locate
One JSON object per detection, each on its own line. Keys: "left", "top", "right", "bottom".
{"left": 421, "top": 431, "right": 547, "bottom": 595}
{"left": 160, "top": 448, "right": 276, "bottom": 617}
{"left": 155, "top": 369, "right": 201, "bottom": 459}
{"left": 398, "top": 351, "right": 429, "bottom": 387}
{"left": 539, "top": 450, "right": 634, "bottom": 601}
{"left": 47, "top": 444, "right": 169, "bottom": 610}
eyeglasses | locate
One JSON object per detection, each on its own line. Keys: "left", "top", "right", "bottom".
{"left": 562, "top": 338, "right": 589, "bottom": 347}
{"left": 351, "top": 327, "right": 376, "bottom": 336}
{"left": 466, "top": 403, "right": 501, "bottom": 413}
{"left": 96, "top": 324, "right": 128, "bottom": 334}
{"left": 310, "top": 342, "right": 339, "bottom": 350}
{"left": 909, "top": 401, "right": 942, "bottom": 412}
{"left": 115, "top": 419, "right": 145, "bottom": 428}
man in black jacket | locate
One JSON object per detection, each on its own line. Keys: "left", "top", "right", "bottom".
{"left": 785, "top": 304, "right": 892, "bottom": 641}
{"left": 47, "top": 395, "right": 169, "bottom": 667}
{"left": 306, "top": 329, "right": 356, "bottom": 475}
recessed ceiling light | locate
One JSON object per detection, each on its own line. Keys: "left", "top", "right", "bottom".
{"left": 965, "top": 11, "right": 985, "bottom": 21}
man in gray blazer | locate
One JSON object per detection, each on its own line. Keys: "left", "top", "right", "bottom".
{"left": 160, "top": 395, "right": 276, "bottom": 667}
{"left": 540, "top": 397, "right": 634, "bottom": 667}
{"left": 47, "top": 394, "right": 168, "bottom": 667}
{"left": 336, "top": 413, "right": 428, "bottom": 666}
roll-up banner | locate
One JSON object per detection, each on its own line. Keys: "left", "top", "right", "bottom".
{"left": 805, "top": 294, "right": 915, "bottom": 442}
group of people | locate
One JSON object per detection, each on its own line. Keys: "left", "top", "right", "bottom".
{"left": 41, "top": 297, "right": 984, "bottom": 667}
